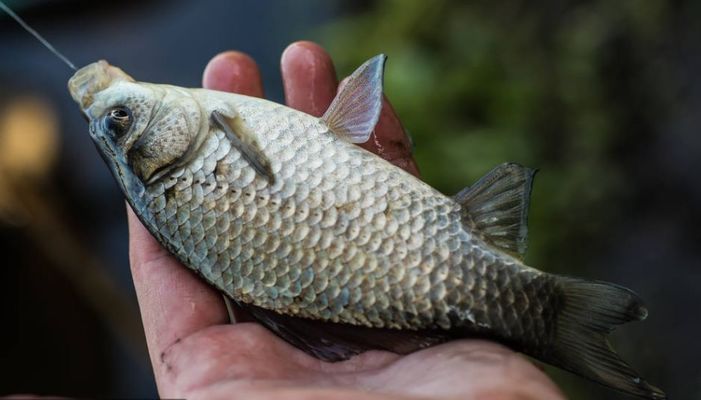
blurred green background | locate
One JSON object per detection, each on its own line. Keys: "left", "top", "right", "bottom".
{"left": 1, "top": 0, "right": 699, "bottom": 398}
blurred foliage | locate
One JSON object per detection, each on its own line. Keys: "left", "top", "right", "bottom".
{"left": 320, "top": 0, "right": 691, "bottom": 397}
{"left": 322, "top": 0, "right": 678, "bottom": 271}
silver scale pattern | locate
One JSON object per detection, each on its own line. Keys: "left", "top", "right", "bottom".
{"left": 142, "top": 96, "right": 552, "bottom": 342}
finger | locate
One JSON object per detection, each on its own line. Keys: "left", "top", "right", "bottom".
{"left": 203, "top": 51, "right": 265, "bottom": 97}
{"left": 281, "top": 41, "right": 338, "bottom": 117}
{"left": 358, "top": 97, "right": 420, "bottom": 177}
{"left": 366, "top": 340, "right": 565, "bottom": 400}
{"left": 127, "top": 207, "right": 229, "bottom": 388}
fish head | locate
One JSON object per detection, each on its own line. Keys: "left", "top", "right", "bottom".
{"left": 69, "top": 61, "right": 204, "bottom": 202}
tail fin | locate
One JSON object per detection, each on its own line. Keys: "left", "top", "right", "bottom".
{"left": 544, "top": 278, "right": 666, "bottom": 399}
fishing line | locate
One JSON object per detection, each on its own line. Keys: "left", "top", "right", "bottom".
{"left": 0, "top": 0, "right": 76, "bottom": 71}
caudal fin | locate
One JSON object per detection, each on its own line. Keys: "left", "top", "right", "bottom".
{"left": 544, "top": 278, "right": 666, "bottom": 399}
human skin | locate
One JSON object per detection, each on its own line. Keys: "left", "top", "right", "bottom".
{"left": 127, "top": 41, "right": 566, "bottom": 400}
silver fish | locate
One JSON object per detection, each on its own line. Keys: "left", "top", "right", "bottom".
{"left": 68, "top": 56, "right": 664, "bottom": 399}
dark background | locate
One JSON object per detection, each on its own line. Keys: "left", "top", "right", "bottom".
{"left": 0, "top": 0, "right": 698, "bottom": 398}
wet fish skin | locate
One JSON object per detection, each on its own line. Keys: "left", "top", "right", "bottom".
{"left": 68, "top": 58, "right": 664, "bottom": 399}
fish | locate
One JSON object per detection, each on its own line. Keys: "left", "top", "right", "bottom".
{"left": 67, "top": 56, "right": 665, "bottom": 399}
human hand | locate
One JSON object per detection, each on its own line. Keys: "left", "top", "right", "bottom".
{"left": 127, "top": 41, "right": 565, "bottom": 400}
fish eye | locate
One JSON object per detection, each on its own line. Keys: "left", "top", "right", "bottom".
{"left": 104, "top": 106, "right": 133, "bottom": 138}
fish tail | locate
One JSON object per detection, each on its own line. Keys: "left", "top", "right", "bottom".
{"left": 540, "top": 277, "right": 665, "bottom": 399}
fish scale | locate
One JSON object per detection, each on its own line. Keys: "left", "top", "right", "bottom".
{"left": 138, "top": 94, "right": 541, "bottom": 340}
{"left": 68, "top": 57, "right": 665, "bottom": 399}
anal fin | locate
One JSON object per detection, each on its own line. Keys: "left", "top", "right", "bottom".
{"left": 455, "top": 162, "right": 536, "bottom": 259}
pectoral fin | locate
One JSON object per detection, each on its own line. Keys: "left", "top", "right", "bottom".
{"left": 321, "top": 54, "right": 386, "bottom": 143}
{"left": 211, "top": 111, "right": 275, "bottom": 183}
{"left": 455, "top": 163, "right": 536, "bottom": 259}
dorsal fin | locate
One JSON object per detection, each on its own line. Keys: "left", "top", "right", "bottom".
{"left": 321, "top": 54, "right": 386, "bottom": 143}
{"left": 455, "top": 163, "right": 536, "bottom": 259}
{"left": 211, "top": 111, "right": 275, "bottom": 184}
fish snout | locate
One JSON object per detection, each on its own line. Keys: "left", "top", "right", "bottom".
{"left": 68, "top": 60, "right": 134, "bottom": 110}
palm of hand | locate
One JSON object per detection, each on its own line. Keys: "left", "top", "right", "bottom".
{"left": 127, "top": 42, "right": 564, "bottom": 400}
{"left": 155, "top": 323, "right": 558, "bottom": 399}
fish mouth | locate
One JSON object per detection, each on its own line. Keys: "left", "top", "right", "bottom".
{"left": 95, "top": 134, "right": 148, "bottom": 210}
{"left": 88, "top": 120, "right": 147, "bottom": 212}
{"left": 68, "top": 60, "right": 134, "bottom": 110}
